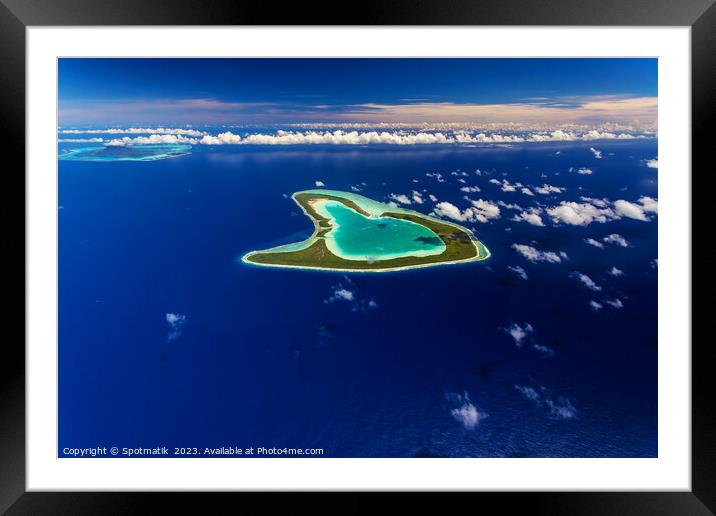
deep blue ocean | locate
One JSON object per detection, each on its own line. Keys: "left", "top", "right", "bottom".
{"left": 58, "top": 139, "right": 658, "bottom": 458}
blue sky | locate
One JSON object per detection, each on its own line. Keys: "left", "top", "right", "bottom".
{"left": 58, "top": 58, "right": 657, "bottom": 127}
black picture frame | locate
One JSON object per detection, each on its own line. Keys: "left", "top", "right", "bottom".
{"left": 2, "top": 0, "right": 712, "bottom": 512}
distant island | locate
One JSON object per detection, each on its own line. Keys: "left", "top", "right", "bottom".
{"left": 242, "top": 190, "right": 490, "bottom": 272}
{"left": 58, "top": 144, "right": 191, "bottom": 162}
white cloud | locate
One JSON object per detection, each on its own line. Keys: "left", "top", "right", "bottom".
{"left": 513, "top": 211, "right": 545, "bottom": 226}
{"left": 545, "top": 398, "right": 578, "bottom": 419}
{"left": 608, "top": 266, "right": 624, "bottom": 276}
{"left": 315, "top": 180, "right": 325, "bottom": 187}
{"left": 389, "top": 193, "right": 412, "bottom": 205}
{"left": 428, "top": 194, "right": 438, "bottom": 202}
{"left": 411, "top": 191, "right": 424, "bottom": 204}
{"left": 546, "top": 201, "right": 616, "bottom": 226}
{"left": 603, "top": 233, "right": 629, "bottom": 247}
{"left": 447, "top": 392, "right": 487, "bottom": 430}
{"left": 433, "top": 199, "right": 500, "bottom": 223}
{"left": 644, "top": 158, "right": 658, "bottom": 169}
{"left": 532, "top": 343, "right": 555, "bottom": 356}
{"left": 589, "top": 147, "right": 603, "bottom": 159}
{"left": 512, "top": 244, "right": 566, "bottom": 263}
{"left": 514, "top": 384, "right": 577, "bottom": 419}
{"left": 202, "top": 129, "right": 461, "bottom": 145}
{"left": 200, "top": 131, "right": 244, "bottom": 144}
{"left": 605, "top": 298, "right": 624, "bottom": 309}
{"left": 460, "top": 186, "right": 481, "bottom": 193}
{"left": 584, "top": 238, "right": 605, "bottom": 248}
{"left": 534, "top": 184, "right": 564, "bottom": 195}
{"left": 521, "top": 187, "right": 534, "bottom": 196}
{"left": 613, "top": 199, "right": 649, "bottom": 221}
{"left": 105, "top": 134, "right": 197, "bottom": 146}
{"left": 503, "top": 322, "right": 534, "bottom": 347}
{"left": 166, "top": 312, "right": 186, "bottom": 341}
{"left": 638, "top": 196, "right": 658, "bottom": 213}
{"left": 546, "top": 197, "right": 655, "bottom": 226}
{"left": 579, "top": 196, "right": 610, "bottom": 208}
{"left": 590, "top": 300, "right": 603, "bottom": 311}
{"left": 497, "top": 201, "right": 523, "bottom": 211}
{"left": 570, "top": 272, "right": 602, "bottom": 291}
{"left": 575, "top": 167, "right": 593, "bottom": 175}
{"left": 515, "top": 385, "right": 540, "bottom": 401}
{"left": 325, "top": 287, "right": 354, "bottom": 303}
{"left": 507, "top": 265, "right": 528, "bottom": 280}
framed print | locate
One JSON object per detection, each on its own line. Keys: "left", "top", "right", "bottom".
{"left": 3, "top": 0, "right": 714, "bottom": 512}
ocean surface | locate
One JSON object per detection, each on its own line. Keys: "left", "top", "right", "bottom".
{"left": 58, "top": 139, "right": 658, "bottom": 457}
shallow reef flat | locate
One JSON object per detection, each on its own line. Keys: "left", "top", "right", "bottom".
{"left": 243, "top": 189, "right": 490, "bottom": 272}
{"left": 58, "top": 144, "right": 192, "bottom": 162}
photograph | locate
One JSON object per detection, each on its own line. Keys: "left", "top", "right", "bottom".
{"left": 56, "top": 57, "right": 659, "bottom": 459}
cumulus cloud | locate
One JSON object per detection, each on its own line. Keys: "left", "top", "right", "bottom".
{"left": 570, "top": 272, "right": 602, "bottom": 291}
{"left": 490, "top": 178, "right": 522, "bottom": 192}
{"left": 315, "top": 180, "right": 325, "bottom": 187}
{"left": 200, "top": 131, "right": 244, "bottom": 144}
{"left": 644, "top": 158, "right": 658, "bottom": 169}
{"left": 513, "top": 211, "right": 545, "bottom": 226}
{"left": 546, "top": 201, "right": 616, "bottom": 226}
{"left": 460, "top": 186, "right": 481, "bottom": 193}
{"left": 608, "top": 266, "right": 624, "bottom": 276}
{"left": 545, "top": 398, "right": 578, "bottom": 419}
{"left": 514, "top": 384, "right": 577, "bottom": 419}
{"left": 605, "top": 298, "right": 624, "bottom": 309}
{"left": 503, "top": 322, "right": 534, "bottom": 347}
{"left": 389, "top": 193, "right": 412, "bottom": 205}
{"left": 324, "top": 279, "right": 379, "bottom": 313}
{"left": 507, "top": 265, "right": 528, "bottom": 280}
{"left": 105, "top": 134, "right": 197, "bottom": 146}
{"left": 638, "top": 196, "right": 658, "bottom": 214}
{"left": 325, "top": 287, "right": 354, "bottom": 303}
{"left": 447, "top": 392, "right": 487, "bottom": 430}
{"left": 497, "top": 201, "right": 523, "bottom": 211}
{"left": 584, "top": 238, "right": 605, "bottom": 248}
{"left": 613, "top": 200, "right": 649, "bottom": 221}
{"left": 534, "top": 184, "right": 565, "bottom": 195}
{"left": 589, "top": 147, "right": 603, "bottom": 159}
{"left": 512, "top": 244, "right": 567, "bottom": 263}
{"left": 532, "top": 343, "right": 555, "bottom": 356}
{"left": 411, "top": 191, "right": 424, "bottom": 204}
{"left": 166, "top": 312, "right": 187, "bottom": 341}
{"left": 202, "top": 129, "right": 461, "bottom": 145}
{"left": 575, "top": 167, "right": 593, "bottom": 175}
{"left": 433, "top": 199, "right": 500, "bottom": 223}
{"left": 515, "top": 385, "right": 540, "bottom": 401}
{"left": 590, "top": 300, "right": 603, "bottom": 311}
{"left": 603, "top": 233, "right": 629, "bottom": 247}
{"left": 546, "top": 197, "right": 656, "bottom": 226}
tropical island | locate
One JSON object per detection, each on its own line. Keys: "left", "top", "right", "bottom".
{"left": 242, "top": 190, "right": 490, "bottom": 272}
{"left": 58, "top": 143, "right": 192, "bottom": 162}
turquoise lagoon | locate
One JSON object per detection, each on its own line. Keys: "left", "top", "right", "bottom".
{"left": 312, "top": 200, "right": 446, "bottom": 261}
{"left": 58, "top": 144, "right": 191, "bottom": 162}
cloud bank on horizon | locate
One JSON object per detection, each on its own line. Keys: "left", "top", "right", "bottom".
{"left": 58, "top": 127, "right": 655, "bottom": 147}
